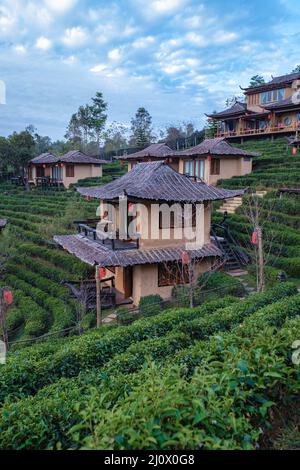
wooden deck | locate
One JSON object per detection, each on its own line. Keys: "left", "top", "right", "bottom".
{"left": 217, "top": 124, "right": 298, "bottom": 139}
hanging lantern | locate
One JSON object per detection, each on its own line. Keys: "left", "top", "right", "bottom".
{"left": 128, "top": 202, "right": 134, "bottom": 212}
{"left": 60, "top": 163, "right": 64, "bottom": 168}
{"left": 43, "top": 164, "right": 46, "bottom": 169}
{"left": 86, "top": 195, "right": 91, "bottom": 202}
{"left": 95, "top": 266, "right": 106, "bottom": 280}
{"left": 207, "top": 155, "right": 212, "bottom": 161}
{"left": 181, "top": 250, "right": 190, "bottom": 265}
{"left": 3, "top": 290, "right": 13, "bottom": 306}
{"left": 292, "top": 147, "right": 297, "bottom": 156}
{"left": 251, "top": 230, "right": 258, "bottom": 245}
{"left": 268, "top": 113, "right": 272, "bottom": 120}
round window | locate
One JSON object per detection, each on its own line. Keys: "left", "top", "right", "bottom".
{"left": 284, "top": 116, "right": 292, "bottom": 126}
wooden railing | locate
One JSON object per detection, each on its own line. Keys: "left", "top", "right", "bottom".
{"left": 217, "top": 123, "right": 299, "bottom": 138}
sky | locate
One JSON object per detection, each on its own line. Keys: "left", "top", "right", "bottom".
{"left": 0, "top": 0, "right": 300, "bottom": 140}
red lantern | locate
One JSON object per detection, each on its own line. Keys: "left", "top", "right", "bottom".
{"left": 128, "top": 202, "right": 134, "bottom": 212}
{"left": 86, "top": 196, "right": 91, "bottom": 202}
{"left": 268, "top": 113, "right": 272, "bottom": 120}
{"left": 251, "top": 231, "right": 258, "bottom": 245}
{"left": 3, "top": 290, "right": 13, "bottom": 306}
{"left": 181, "top": 250, "right": 190, "bottom": 265}
{"left": 292, "top": 147, "right": 297, "bottom": 156}
{"left": 95, "top": 266, "right": 106, "bottom": 279}
{"left": 207, "top": 155, "right": 212, "bottom": 161}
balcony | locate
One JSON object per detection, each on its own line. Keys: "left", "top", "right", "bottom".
{"left": 76, "top": 221, "right": 140, "bottom": 251}
{"left": 216, "top": 122, "right": 299, "bottom": 139}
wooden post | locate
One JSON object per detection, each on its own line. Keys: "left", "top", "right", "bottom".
{"left": 0, "top": 289, "right": 9, "bottom": 352}
{"left": 95, "top": 266, "right": 102, "bottom": 327}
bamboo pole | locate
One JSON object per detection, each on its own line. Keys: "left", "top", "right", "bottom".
{"left": 95, "top": 265, "right": 102, "bottom": 327}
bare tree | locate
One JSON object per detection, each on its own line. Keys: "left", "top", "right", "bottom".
{"left": 242, "top": 193, "right": 284, "bottom": 292}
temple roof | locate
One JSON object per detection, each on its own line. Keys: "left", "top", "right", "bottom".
{"left": 30, "top": 150, "right": 106, "bottom": 165}
{"left": 77, "top": 161, "right": 245, "bottom": 203}
{"left": 243, "top": 71, "right": 300, "bottom": 94}
{"left": 206, "top": 101, "right": 248, "bottom": 119}
{"left": 117, "top": 143, "right": 174, "bottom": 160}
{"left": 176, "top": 137, "right": 260, "bottom": 158}
{"left": 53, "top": 234, "right": 222, "bottom": 267}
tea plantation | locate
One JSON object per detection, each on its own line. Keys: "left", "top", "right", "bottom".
{"left": 0, "top": 282, "right": 299, "bottom": 449}
{"left": 1, "top": 140, "right": 300, "bottom": 449}
{"left": 215, "top": 138, "right": 300, "bottom": 282}
{"left": 0, "top": 162, "right": 124, "bottom": 342}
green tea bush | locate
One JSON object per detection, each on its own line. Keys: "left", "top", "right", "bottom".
{"left": 139, "top": 294, "right": 163, "bottom": 317}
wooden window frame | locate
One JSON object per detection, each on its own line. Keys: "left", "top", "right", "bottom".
{"left": 158, "top": 261, "right": 189, "bottom": 287}
{"left": 210, "top": 158, "right": 220, "bottom": 175}
{"left": 66, "top": 164, "right": 75, "bottom": 177}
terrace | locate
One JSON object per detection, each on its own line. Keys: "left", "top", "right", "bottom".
{"left": 216, "top": 122, "right": 299, "bottom": 139}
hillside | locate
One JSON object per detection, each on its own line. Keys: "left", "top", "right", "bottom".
{"left": 0, "top": 282, "right": 299, "bottom": 450}
{"left": 0, "top": 162, "right": 125, "bottom": 343}
{"left": 214, "top": 138, "right": 300, "bottom": 283}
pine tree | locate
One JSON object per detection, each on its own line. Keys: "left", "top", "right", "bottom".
{"left": 130, "top": 107, "right": 153, "bottom": 148}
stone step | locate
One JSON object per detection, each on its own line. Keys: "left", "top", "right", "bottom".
{"left": 227, "top": 269, "right": 248, "bottom": 277}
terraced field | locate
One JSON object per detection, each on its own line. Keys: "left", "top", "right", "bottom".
{"left": 0, "top": 162, "right": 125, "bottom": 343}
{"left": 214, "top": 138, "right": 300, "bottom": 282}
{"left": 0, "top": 282, "right": 299, "bottom": 449}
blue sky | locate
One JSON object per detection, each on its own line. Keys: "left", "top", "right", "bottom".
{"left": 0, "top": 0, "right": 299, "bottom": 140}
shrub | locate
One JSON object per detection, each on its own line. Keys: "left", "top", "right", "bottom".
{"left": 139, "top": 294, "right": 163, "bottom": 317}
{"left": 197, "top": 271, "right": 246, "bottom": 298}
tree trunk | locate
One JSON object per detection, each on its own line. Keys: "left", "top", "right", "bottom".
{"left": 257, "top": 226, "right": 265, "bottom": 292}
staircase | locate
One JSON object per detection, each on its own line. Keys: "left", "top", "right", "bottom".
{"left": 211, "top": 221, "right": 251, "bottom": 271}
{"left": 216, "top": 196, "right": 243, "bottom": 214}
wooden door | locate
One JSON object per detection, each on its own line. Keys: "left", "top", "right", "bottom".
{"left": 123, "top": 266, "right": 133, "bottom": 298}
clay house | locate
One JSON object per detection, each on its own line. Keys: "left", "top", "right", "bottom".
{"left": 28, "top": 150, "right": 106, "bottom": 188}
{"left": 54, "top": 161, "right": 244, "bottom": 307}
{"left": 118, "top": 138, "right": 258, "bottom": 185}
{"left": 207, "top": 71, "right": 300, "bottom": 141}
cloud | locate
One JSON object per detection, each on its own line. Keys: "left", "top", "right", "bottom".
{"left": 14, "top": 44, "right": 27, "bottom": 54}
{"left": 43, "top": 0, "right": 77, "bottom": 13}
{"left": 150, "top": 0, "right": 186, "bottom": 14}
{"left": 132, "top": 36, "right": 155, "bottom": 48}
{"left": 0, "top": 5, "right": 16, "bottom": 33}
{"left": 185, "top": 32, "right": 207, "bottom": 47}
{"left": 215, "top": 31, "right": 238, "bottom": 44}
{"left": 61, "top": 27, "right": 88, "bottom": 47}
{"left": 62, "top": 55, "right": 77, "bottom": 65}
{"left": 90, "top": 63, "right": 108, "bottom": 73}
{"left": 108, "top": 48, "right": 121, "bottom": 61}
{"left": 35, "top": 36, "right": 52, "bottom": 51}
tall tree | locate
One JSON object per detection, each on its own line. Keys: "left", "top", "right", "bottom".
{"left": 9, "top": 130, "right": 35, "bottom": 189}
{"left": 65, "top": 113, "right": 83, "bottom": 148}
{"left": 0, "top": 137, "right": 12, "bottom": 173}
{"left": 249, "top": 75, "right": 265, "bottom": 88}
{"left": 103, "top": 122, "right": 128, "bottom": 153}
{"left": 130, "top": 107, "right": 153, "bottom": 148}
{"left": 89, "top": 92, "right": 108, "bottom": 147}
{"left": 292, "top": 65, "right": 300, "bottom": 73}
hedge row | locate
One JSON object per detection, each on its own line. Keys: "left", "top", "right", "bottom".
{"left": 1, "top": 289, "right": 299, "bottom": 449}
{"left": 0, "top": 283, "right": 296, "bottom": 406}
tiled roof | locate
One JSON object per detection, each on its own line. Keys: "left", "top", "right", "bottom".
{"left": 61, "top": 150, "right": 106, "bottom": 164}
{"left": 264, "top": 97, "right": 297, "bottom": 110}
{"left": 244, "top": 72, "right": 300, "bottom": 93}
{"left": 117, "top": 143, "right": 174, "bottom": 160}
{"left": 176, "top": 138, "right": 260, "bottom": 157}
{"left": 77, "top": 161, "right": 245, "bottom": 202}
{"left": 30, "top": 153, "right": 59, "bottom": 164}
{"left": 54, "top": 234, "right": 222, "bottom": 267}
{"left": 30, "top": 151, "right": 106, "bottom": 165}
{"left": 207, "top": 102, "right": 247, "bottom": 118}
